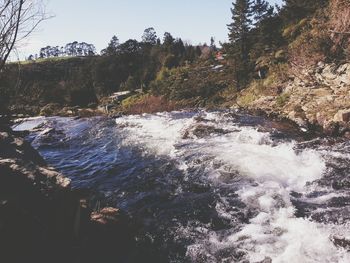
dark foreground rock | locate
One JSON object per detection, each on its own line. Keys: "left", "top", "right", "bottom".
{"left": 0, "top": 123, "right": 136, "bottom": 263}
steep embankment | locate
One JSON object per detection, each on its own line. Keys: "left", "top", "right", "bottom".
{"left": 237, "top": 62, "right": 350, "bottom": 136}
{"left": 236, "top": 0, "right": 350, "bottom": 137}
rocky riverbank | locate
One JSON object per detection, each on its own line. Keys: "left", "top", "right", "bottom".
{"left": 236, "top": 62, "right": 350, "bottom": 138}
{"left": 0, "top": 121, "right": 135, "bottom": 263}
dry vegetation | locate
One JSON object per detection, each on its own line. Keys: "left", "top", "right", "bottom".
{"left": 329, "top": 0, "right": 350, "bottom": 58}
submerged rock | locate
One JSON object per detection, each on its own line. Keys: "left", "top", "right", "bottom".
{"left": 183, "top": 124, "right": 234, "bottom": 139}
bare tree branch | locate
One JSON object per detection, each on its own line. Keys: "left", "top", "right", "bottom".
{"left": 0, "top": 0, "right": 49, "bottom": 71}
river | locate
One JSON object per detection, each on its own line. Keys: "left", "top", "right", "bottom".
{"left": 13, "top": 110, "right": 350, "bottom": 263}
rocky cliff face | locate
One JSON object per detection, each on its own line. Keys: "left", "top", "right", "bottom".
{"left": 0, "top": 122, "right": 135, "bottom": 263}
{"left": 239, "top": 62, "right": 350, "bottom": 137}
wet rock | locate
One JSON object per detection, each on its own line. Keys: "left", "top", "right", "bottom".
{"left": 91, "top": 207, "right": 120, "bottom": 225}
{"left": 256, "top": 257, "right": 273, "bottom": 263}
{"left": 183, "top": 124, "right": 233, "bottom": 139}
{"left": 332, "top": 236, "right": 350, "bottom": 251}
{"left": 323, "top": 122, "right": 340, "bottom": 137}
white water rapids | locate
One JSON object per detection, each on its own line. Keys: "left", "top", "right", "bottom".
{"left": 114, "top": 111, "right": 350, "bottom": 263}
{"left": 14, "top": 110, "right": 350, "bottom": 262}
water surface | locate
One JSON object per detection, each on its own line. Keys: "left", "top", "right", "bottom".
{"left": 14, "top": 111, "right": 350, "bottom": 262}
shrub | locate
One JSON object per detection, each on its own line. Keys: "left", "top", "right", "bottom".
{"left": 164, "top": 54, "right": 178, "bottom": 69}
{"left": 276, "top": 93, "right": 291, "bottom": 107}
{"left": 237, "top": 92, "right": 257, "bottom": 107}
{"left": 274, "top": 50, "right": 287, "bottom": 62}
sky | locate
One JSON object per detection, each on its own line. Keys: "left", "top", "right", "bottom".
{"left": 16, "top": 0, "right": 283, "bottom": 58}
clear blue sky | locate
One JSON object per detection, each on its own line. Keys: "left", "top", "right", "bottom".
{"left": 17, "top": 0, "right": 282, "bottom": 57}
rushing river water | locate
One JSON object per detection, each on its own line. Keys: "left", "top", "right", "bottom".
{"left": 14, "top": 110, "right": 350, "bottom": 263}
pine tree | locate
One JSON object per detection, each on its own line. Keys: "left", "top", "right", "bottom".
{"left": 252, "top": 0, "right": 274, "bottom": 24}
{"left": 250, "top": 0, "right": 279, "bottom": 54}
{"left": 210, "top": 37, "right": 216, "bottom": 50}
{"left": 227, "top": 0, "right": 253, "bottom": 60}
{"left": 227, "top": 0, "right": 254, "bottom": 88}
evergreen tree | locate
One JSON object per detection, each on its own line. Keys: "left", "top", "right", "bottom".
{"left": 252, "top": 0, "right": 274, "bottom": 24}
{"left": 210, "top": 37, "right": 216, "bottom": 50}
{"left": 173, "top": 38, "right": 185, "bottom": 57}
{"left": 227, "top": 0, "right": 253, "bottom": 60}
{"left": 227, "top": 0, "right": 254, "bottom": 88}
{"left": 250, "top": 0, "right": 280, "bottom": 55}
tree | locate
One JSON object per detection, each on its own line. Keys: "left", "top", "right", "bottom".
{"left": 280, "top": 0, "right": 329, "bottom": 23}
{"left": 227, "top": 0, "right": 254, "bottom": 88}
{"left": 39, "top": 42, "right": 95, "bottom": 58}
{"left": 0, "top": 0, "right": 48, "bottom": 71}
{"left": 250, "top": 0, "right": 280, "bottom": 56}
{"left": 118, "top": 39, "right": 141, "bottom": 54}
{"left": 124, "top": 76, "right": 137, "bottom": 91}
{"left": 163, "top": 32, "right": 175, "bottom": 47}
{"left": 210, "top": 37, "right": 216, "bottom": 50}
{"left": 164, "top": 54, "right": 178, "bottom": 69}
{"left": 227, "top": 0, "right": 253, "bottom": 60}
{"left": 142, "top": 27, "right": 157, "bottom": 45}
{"left": 173, "top": 38, "right": 185, "bottom": 57}
{"left": 101, "top": 35, "right": 120, "bottom": 56}
{"left": 252, "top": 0, "right": 274, "bottom": 24}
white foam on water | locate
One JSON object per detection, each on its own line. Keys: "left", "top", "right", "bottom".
{"left": 114, "top": 111, "right": 350, "bottom": 262}
{"left": 188, "top": 127, "right": 325, "bottom": 192}
{"left": 12, "top": 116, "right": 46, "bottom": 131}
{"left": 219, "top": 182, "right": 350, "bottom": 263}
{"left": 115, "top": 111, "right": 194, "bottom": 156}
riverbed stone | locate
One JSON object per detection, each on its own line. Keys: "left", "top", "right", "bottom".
{"left": 334, "top": 109, "right": 350, "bottom": 123}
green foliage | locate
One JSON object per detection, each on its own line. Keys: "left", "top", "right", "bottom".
{"left": 156, "top": 67, "right": 170, "bottom": 81}
{"left": 228, "top": 0, "right": 253, "bottom": 45}
{"left": 227, "top": 0, "right": 254, "bottom": 81}
{"left": 1, "top": 1, "right": 337, "bottom": 115}
{"left": 280, "top": 0, "right": 329, "bottom": 23}
{"left": 124, "top": 76, "right": 138, "bottom": 91}
{"left": 276, "top": 92, "right": 291, "bottom": 107}
{"left": 142, "top": 28, "right": 157, "bottom": 45}
{"left": 237, "top": 92, "right": 258, "bottom": 107}
{"left": 164, "top": 54, "right": 178, "bottom": 69}
{"left": 121, "top": 94, "right": 144, "bottom": 108}
{"left": 101, "top": 35, "right": 120, "bottom": 56}
{"left": 282, "top": 18, "right": 309, "bottom": 39}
